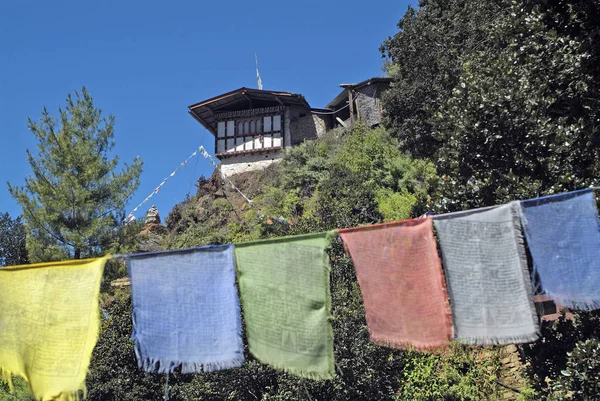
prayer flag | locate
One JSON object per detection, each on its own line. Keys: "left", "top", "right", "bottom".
{"left": 434, "top": 203, "right": 539, "bottom": 344}
{"left": 519, "top": 189, "right": 600, "bottom": 310}
{"left": 0, "top": 257, "right": 107, "bottom": 401}
{"left": 340, "top": 219, "right": 452, "bottom": 350}
{"left": 127, "top": 245, "right": 243, "bottom": 373}
{"left": 235, "top": 232, "right": 335, "bottom": 380}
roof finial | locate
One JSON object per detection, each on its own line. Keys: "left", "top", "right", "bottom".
{"left": 255, "top": 53, "right": 263, "bottom": 90}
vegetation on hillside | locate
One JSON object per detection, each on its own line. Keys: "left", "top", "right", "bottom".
{"left": 2, "top": 0, "right": 600, "bottom": 399}
{"left": 166, "top": 125, "right": 438, "bottom": 244}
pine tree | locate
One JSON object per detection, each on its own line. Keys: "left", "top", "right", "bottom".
{"left": 0, "top": 212, "right": 28, "bottom": 266}
{"left": 8, "top": 87, "right": 143, "bottom": 262}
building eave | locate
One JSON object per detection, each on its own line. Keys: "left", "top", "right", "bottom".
{"left": 188, "top": 88, "right": 310, "bottom": 136}
{"left": 326, "top": 77, "right": 393, "bottom": 109}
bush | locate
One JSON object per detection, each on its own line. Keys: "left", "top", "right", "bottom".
{"left": 550, "top": 338, "right": 600, "bottom": 400}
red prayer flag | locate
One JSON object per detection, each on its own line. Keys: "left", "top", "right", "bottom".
{"left": 340, "top": 218, "right": 452, "bottom": 350}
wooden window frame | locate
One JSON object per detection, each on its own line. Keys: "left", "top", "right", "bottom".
{"left": 215, "top": 112, "right": 284, "bottom": 156}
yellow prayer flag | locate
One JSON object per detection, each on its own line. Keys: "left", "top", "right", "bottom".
{"left": 0, "top": 256, "right": 108, "bottom": 401}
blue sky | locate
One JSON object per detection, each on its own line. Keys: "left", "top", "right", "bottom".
{"left": 0, "top": 0, "right": 412, "bottom": 221}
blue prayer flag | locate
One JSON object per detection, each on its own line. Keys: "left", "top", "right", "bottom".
{"left": 127, "top": 245, "right": 244, "bottom": 373}
{"left": 519, "top": 189, "right": 600, "bottom": 310}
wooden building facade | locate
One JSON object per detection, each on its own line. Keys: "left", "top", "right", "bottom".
{"left": 188, "top": 77, "right": 391, "bottom": 177}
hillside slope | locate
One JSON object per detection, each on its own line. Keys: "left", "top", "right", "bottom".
{"left": 80, "top": 125, "right": 558, "bottom": 400}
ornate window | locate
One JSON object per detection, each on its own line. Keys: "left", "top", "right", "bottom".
{"left": 215, "top": 108, "right": 284, "bottom": 155}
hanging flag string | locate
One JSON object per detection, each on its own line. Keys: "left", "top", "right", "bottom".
{"left": 125, "top": 143, "right": 285, "bottom": 226}
{"left": 114, "top": 186, "right": 600, "bottom": 260}
{"left": 125, "top": 147, "right": 203, "bottom": 223}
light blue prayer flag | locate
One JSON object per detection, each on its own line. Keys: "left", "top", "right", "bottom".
{"left": 519, "top": 189, "right": 600, "bottom": 310}
{"left": 127, "top": 245, "right": 244, "bottom": 373}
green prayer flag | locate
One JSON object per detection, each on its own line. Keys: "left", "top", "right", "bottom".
{"left": 235, "top": 232, "right": 335, "bottom": 380}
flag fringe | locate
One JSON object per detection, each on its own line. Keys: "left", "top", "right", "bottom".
{"left": 0, "top": 368, "right": 85, "bottom": 401}
{"left": 456, "top": 332, "right": 540, "bottom": 346}
{"left": 537, "top": 294, "right": 600, "bottom": 311}
{"left": 1, "top": 368, "right": 14, "bottom": 393}
{"left": 137, "top": 355, "right": 245, "bottom": 374}
{"left": 369, "top": 334, "right": 450, "bottom": 353}
{"left": 248, "top": 354, "right": 335, "bottom": 381}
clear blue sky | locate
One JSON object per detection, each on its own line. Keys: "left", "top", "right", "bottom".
{"left": 0, "top": 0, "right": 412, "bottom": 221}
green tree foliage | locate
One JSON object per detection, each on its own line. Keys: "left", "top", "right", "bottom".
{"left": 0, "top": 377, "right": 35, "bottom": 401}
{"left": 550, "top": 338, "right": 600, "bottom": 400}
{"left": 380, "top": 0, "right": 508, "bottom": 160}
{"left": 258, "top": 125, "right": 439, "bottom": 233}
{"left": 382, "top": 0, "right": 600, "bottom": 211}
{"left": 8, "top": 88, "right": 143, "bottom": 261}
{"left": 396, "top": 345, "right": 501, "bottom": 401}
{"left": 521, "top": 311, "right": 600, "bottom": 399}
{"left": 431, "top": 0, "right": 600, "bottom": 210}
{"left": 0, "top": 212, "right": 28, "bottom": 266}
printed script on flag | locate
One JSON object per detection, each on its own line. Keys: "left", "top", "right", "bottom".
{"left": 127, "top": 245, "right": 244, "bottom": 374}
{"left": 0, "top": 257, "right": 107, "bottom": 401}
{"left": 340, "top": 218, "right": 452, "bottom": 350}
{"left": 434, "top": 204, "right": 539, "bottom": 345}
{"left": 235, "top": 232, "right": 335, "bottom": 380}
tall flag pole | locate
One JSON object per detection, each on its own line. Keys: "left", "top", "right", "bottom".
{"left": 255, "top": 53, "right": 263, "bottom": 90}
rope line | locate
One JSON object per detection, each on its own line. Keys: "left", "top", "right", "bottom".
{"left": 125, "top": 147, "right": 204, "bottom": 222}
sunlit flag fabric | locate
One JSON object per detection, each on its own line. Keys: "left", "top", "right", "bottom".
{"left": 127, "top": 245, "right": 243, "bottom": 374}
{"left": 519, "top": 189, "right": 600, "bottom": 310}
{"left": 434, "top": 203, "right": 539, "bottom": 344}
{"left": 0, "top": 257, "right": 107, "bottom": 401}
{"left": 235, "top": 232, "right": 335, "bottom": 380}
{"left": 340, "top": 219, "right": 452, "bottom": 350}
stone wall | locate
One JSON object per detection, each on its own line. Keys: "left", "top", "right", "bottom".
{"left": 220, "top": 151, "right": 282, "bottom": 177}
{"left": 313, "top": 115, "right": 328, "bottom": 137}
{"left": 497, "top": 344, "right": 528, "bottom": 400}
{"left": 356, "top": 84, "right": 383, "bottom": 127}
{"left": 289, "top": 114, "right": 326, "bottom": 145}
